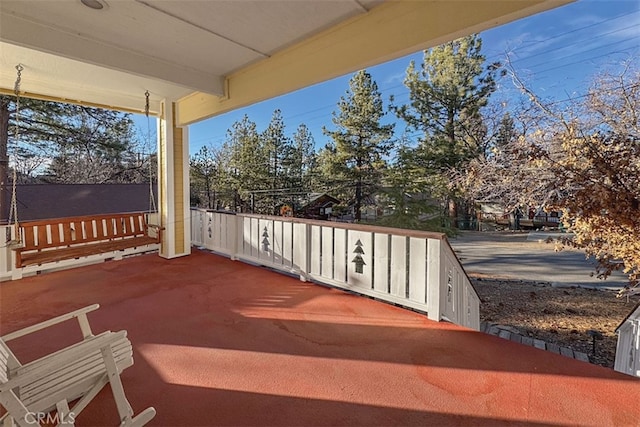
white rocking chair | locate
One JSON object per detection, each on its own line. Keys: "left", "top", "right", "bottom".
{"left": 0, "top": 304, "right": 155, "bottom": 427}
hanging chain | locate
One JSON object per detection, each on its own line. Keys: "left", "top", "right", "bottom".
{"left": 145, "top": 91, "right": 157, "bottom": 214}
{"left": 7, "top": 64, "right": 24, "bottom": 245}
{"left": 9, "top": 65, "right": 23, "bottom": 229}
{"left": 14, "top": 64, "right": 23, "bottom": 96}
{"left": 144, "top": 90, "right": 150, "bottom": 118}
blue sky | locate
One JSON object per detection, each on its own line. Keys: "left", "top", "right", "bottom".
{"left": 135, "top": 0, "right": 640, "bottom": 155}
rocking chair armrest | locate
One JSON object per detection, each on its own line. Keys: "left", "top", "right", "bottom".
{"left": 0, "top": 330, "right": 128, "bottom": 392}
{"left": 1, "top": 304, "right": 100, "bottom": 342}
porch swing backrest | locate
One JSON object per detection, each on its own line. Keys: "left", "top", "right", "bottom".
{"left": 13, "top": 212, "right": 162, "bottom": 268}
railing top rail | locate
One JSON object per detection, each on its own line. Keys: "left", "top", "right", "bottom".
{"left": 197, "top": 209, "right": 447, "bottom": 241}
{"left": 18, "top": 212, "right": 149, "bottom": 227}
{"left": 191, "top": 208, "right": 237, "bottom": 215}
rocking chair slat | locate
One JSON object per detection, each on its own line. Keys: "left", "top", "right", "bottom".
{"left": 0, "top": 305, "right": 155, "bottom": 427}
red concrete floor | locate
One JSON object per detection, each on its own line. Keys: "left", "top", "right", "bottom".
{"left": 1, "top": 249, "right": 639, "bottom": 426}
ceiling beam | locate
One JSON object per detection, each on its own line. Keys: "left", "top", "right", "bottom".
{"left": 177, "top": 0, "right": 573, "bottom": 126}
{"left": 0, "top": 87, "right": 159, "bottom": 116}
{"left": 0, "top": 11, "right": 225, "bottom": 95}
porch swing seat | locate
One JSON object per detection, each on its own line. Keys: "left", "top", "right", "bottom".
{"left": 12, "top": 212, "right": 162, "bottom": 269}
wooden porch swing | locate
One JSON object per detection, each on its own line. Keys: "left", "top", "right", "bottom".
{"left": 8, "top": 67, "right": 162, "bottom": 269}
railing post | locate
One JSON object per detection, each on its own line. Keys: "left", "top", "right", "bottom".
{"left": 230, "top": 214, "right": 240, "bottom": 261}
{"left": 190, "top": 209, "right": 198, "bottom": 246}
{"left": 291, "top": 221, "right": 309, "bottom": 282}
{"left": 426, "top": 238, "right": 442, "bottom": 322}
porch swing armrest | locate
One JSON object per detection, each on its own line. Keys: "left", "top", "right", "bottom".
{"left": 145, "top": 224, "right": 164, "bottom": 243}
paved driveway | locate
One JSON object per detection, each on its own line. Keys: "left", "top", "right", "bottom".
{"left": 448, "top": 231, "right": 627, "bottom": 291}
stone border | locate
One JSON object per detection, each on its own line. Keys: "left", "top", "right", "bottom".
{"left": 481, "top": 322, "right": 590, "bottom": 363}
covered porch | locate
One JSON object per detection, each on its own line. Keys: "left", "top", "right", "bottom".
{"left": 1, "top": 0, "right": 576, "bottom": 262}
{"left": 5, "top": 0, "right": 638, "bottom": 425}
{"left": 2, "top": 250, "right": 638, "bottom": 426}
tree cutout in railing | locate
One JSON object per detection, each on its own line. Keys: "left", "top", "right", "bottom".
{"left": 352, "top": 239, "right": 366, "bottom": 274}
{"left": 207, "top": 217, "right": 212, "bottom": 239}
{"left": 262, "top": 227, "right": 270, "bottom": 253}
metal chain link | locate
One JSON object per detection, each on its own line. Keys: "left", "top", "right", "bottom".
{"left": 145, "top": 91, "right": 158, "bottom": 214}
{"left": 9, "top": 65, "right": 23, "bottom": 232}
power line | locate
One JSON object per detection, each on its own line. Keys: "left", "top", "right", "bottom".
{"left": 188, "top": 10, "right": 639, "bottom": 151}
{"left": 485, "top": 10, "right": 639, "bottom": 58}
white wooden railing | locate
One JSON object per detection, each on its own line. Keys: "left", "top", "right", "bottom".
{"left": 191, "top": 208, "right": 480, "bottom": 330}
{"left": 615, "top": 309, "right": 640, "bottom": 377}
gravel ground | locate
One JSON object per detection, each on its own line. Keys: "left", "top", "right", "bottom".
{"left": 470, "top": 274, "right": 640, "bottom": 368}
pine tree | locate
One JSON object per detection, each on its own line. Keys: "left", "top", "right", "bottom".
{"left": 323, "top": 70, "right": 394, "bottom": 221}
{"left": 284, "top": 123, "right": 316, "bottom": 193}
{"left": 391, "top": 34, "right": 502, "bottom": 223}
{"left": 190, "top": 145, "right": 220, "bottom": 209}
{"left": 1, "top": 96, "right": 140, "bottom": 184}
{"left": 494, "top": 112, "right": 518, "bottom": 153}
{"left": 393, "top": 34, "right": 501, "bottom": 169}
{"left": 226, "top": 115, "right": 268, "bottom": 212}
{"left": 261, "top": 109, "right": 291, "bottom": 213}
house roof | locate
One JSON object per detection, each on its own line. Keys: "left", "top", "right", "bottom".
{"left": 300, "top": 193, "right": 341, "bottom": 209}
{"left": 9, "top": 183, "right": 156, "bottom": 221}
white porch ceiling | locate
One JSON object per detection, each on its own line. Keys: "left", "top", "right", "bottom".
{"left": 0, "top": 0, "right": 572, "bottom": 122}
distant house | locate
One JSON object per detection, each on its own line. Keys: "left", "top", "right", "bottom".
{"left": 297, "top": 193, "right": 340, "bottom": 220}
{"left": 476, "top": 200, "right": 561, "bottom": 231}
{"left": 615, "top": 302, "right": 640, "bottom": 377}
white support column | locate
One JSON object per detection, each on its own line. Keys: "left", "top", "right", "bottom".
{"left": 157, "top": 100, "right": 191, "bottom": 259}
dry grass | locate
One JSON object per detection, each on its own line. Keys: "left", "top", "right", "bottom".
{"left": 471, "top": 274, "right": 640, "bottom": 368}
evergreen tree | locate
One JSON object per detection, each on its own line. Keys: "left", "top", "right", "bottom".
{"left": 323, "top": 70, "right": 394, "bottom": 221}
{"left": 45, "top": 107, "right": 138, "bottom": 183}
{"left": 393, "top": 34, "right": 501, "bottom": 169}
{"left": 190, "top": 145, "right": 220, "bottom": 209}
{"left": 261, "top": 109, "right": 291, "bottom": 213}
{"left": 283, "top": 123, "right": 316, "bottom": 193}
{"left": 391, "top": 34, "right": 502, "bottom": 222}
{"left": 227, "top": 115, "right": 268, "bottom": 212}
{"left": 0, "top": 96, "right": 144, "bottom": 219}
{"left": 0, "top": 96, "right": 142, "bottom": 183}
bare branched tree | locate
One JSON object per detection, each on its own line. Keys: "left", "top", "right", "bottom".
{"left": 461, "top": 59, "right": 640, "bottom": 294}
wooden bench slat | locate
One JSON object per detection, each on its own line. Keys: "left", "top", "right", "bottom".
{"left": 37, "top": 224, "right": 48, "bottom": 247}
{"left": 96, "top": 218, "right": 107, "bottom": 240}
{"left": 50, "top": 223, "right": 62, "bottom": 246}
{"left": 62, "top": 221, "right": 73, "bottom": 244}
{"left": 23, "top": 226, "right": 35, "bottom": 249}
{"left": 107, "top": 217, "right": 117, "bottom": 238}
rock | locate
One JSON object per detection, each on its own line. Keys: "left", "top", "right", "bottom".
{"left": 551, "top": 282, "right": 574, "bottom": 288}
